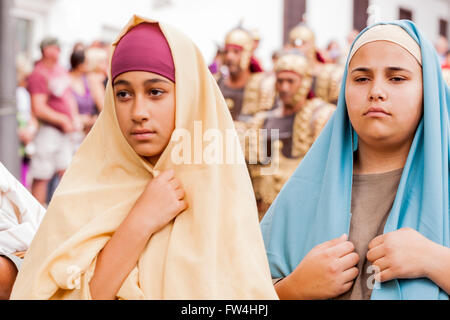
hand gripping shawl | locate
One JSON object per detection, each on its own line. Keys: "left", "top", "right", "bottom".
{"left": 11, "top": 15, "right": 277, "bottom": 300}
{"left": 261, "top": 20, "right": 450, "bottom": 300}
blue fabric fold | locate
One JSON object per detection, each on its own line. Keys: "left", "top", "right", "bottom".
{"left": 260, "top": 20, "right": 449, "bottom": 300}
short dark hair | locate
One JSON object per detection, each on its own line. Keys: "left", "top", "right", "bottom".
{"left": 70, "top": 50, "right": 86, "bottom": 71}
{"left": 40, "top": 37, "right": 60, "bottom": 52}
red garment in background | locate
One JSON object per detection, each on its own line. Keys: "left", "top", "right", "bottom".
{"left": 250, "top": 56, "right": 264, "bottom": 73}
{"left": 27, "top": 60, "right": 73, "bottom": 126}
{"left": 316, "top": 51, "right": 326, "bottom": 63}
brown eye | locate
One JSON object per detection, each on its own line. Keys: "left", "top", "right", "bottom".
{"left": 355, "top": 77, "right": 369, "bottom": 83}
{"left": 116, "top": 90, "right": 131, "bottom": 100}
{"left": 390, "top": 76, "right": 406, "bottom": 82}
{"left": 149, "top": 89, "right": 164, "bottom": 97}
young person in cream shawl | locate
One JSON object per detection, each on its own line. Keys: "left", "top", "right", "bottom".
{"left": 10, "top": 16, "right": 277, "bottom": 300}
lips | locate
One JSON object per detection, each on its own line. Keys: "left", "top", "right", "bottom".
{"left": 131, "top": 128, "right": 156, "bottom": 140}
{"left": 363, "top": 106, "right": 391, "bottom": 117}
{"left": 131, "top": 129, "right": 156, "bottom": 135}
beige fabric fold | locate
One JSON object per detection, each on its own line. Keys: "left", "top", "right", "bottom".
{"left": 348, "top": 24, "right": 422, "bottom": 65}
{"left": 11, "top": 15, "right": 277, "bottom": 300}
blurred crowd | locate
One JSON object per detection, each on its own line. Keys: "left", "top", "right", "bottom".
{"left": 15, "top": 38, "right": 110, "bottom": 205}
{"left": 13, "top": 24, "right": 450, "bottom": 209}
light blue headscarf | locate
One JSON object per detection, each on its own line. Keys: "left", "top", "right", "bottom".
{"left": 260, "top": 20, "right": 450, "bottom": 300}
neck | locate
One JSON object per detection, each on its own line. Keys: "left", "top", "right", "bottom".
{"left": 226, "top": 69, "right": 250, "bottom": 89}
{"left": 353, "top": 138, "right": 412, "bottom": 174}
{"left": 70, "top": 69, "right": 84, "bottom": 77}
{"left": 147, "top": 155, "right": 160, "bottom": 167}
{"left": 41, "top": 58, "right": 57, "bottom": 68}
{"left": 282, "top": 99, "right": 304, "bottom": 116}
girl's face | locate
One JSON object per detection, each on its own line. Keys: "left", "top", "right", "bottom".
{"left": 113, "top": 71, "right": 175, "bottom": 165}
{"left": 345, "top": 40, "right": 423, "bottom": 149}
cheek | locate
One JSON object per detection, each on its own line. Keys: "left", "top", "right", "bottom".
{"left": 293, "top": 81, "right": 302, "bottom": 94}
{"left": 114, "top": 105, "right": 130, "bottom": 136}
{"left": 275, "top": 82, "right": 281, "bottom": 92}
{"left": 394, "top": 95, "right": 423, "bottom": 130}
{"left": 345, "top": 84, "right": 365, "bottom": 124}
{"left": 391, "top": 82, "right": 423, "bottom": 127}
{"left": 155, "top": 97, "right": 176, "bottom": 139}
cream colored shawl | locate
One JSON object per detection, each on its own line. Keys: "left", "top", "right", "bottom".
{"left": 11, "top": 15, "right": 277, "bottom": 300}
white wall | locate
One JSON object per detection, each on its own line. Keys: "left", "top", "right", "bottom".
{"left": 147, "top": 0, "right": 283, "bottom": 70}
{"left": 12, "top": 0, "right": 450, "bottom": 70}
{"left": 306, "top": 0, "right": 354, "bottom": 50}
{"left": 13, "top": 0, "right": 283, "bottom": 70}
{"left": 370, "top": 0, "right": 450, "bottom": 44}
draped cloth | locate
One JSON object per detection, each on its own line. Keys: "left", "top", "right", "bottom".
{"left": 11, "top": 15, "right": 277, "bottom": 300}
{"left": 260, "top": 20, "right": 450, "bottom": 300}
{"left": 0, "top": 162, "right": 46, "bottom": 255}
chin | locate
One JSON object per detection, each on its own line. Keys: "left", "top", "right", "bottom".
{"left": 134, "top": 146, "right": 164, "bottom": 159}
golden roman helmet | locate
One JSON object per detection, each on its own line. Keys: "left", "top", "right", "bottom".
{"left": 250, "top": 28, "right": 260, "bottom": 41}
{"left": 288, "top": 24, "right": 316, "bottom": 60}
{"left": 275, "top": 53, "right": 308, "bottom": 76}
{"left": 225, "top": 28, "right": 254, "bottom": 70}
{"left": 274, "top": 53, "right": 313, "bottom": 105}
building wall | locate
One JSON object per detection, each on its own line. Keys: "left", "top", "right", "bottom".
{"left": 306, "top": 0, "right": 354, "bottom": 50}
{"left": 370, "top": 0, "right": 450, "bottom": 44}
{"left": 306, "top": 0, "right": 450, "bottom": 55}
{"left": 11, "top": 0, "right": 450, "bottom": 70}
{"left": 12, "top": 0, "right": 283, "bottom": 70}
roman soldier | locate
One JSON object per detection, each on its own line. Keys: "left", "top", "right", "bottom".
{"left": 245, "top": 52, "right": 336, "bottom": 219}
{"left": 288, "top": 24, "right": 345, "bottom": 104}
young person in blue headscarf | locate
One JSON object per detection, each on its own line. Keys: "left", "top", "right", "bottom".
{"left": 261, "top": 20, "right": 450, "bottom": 300}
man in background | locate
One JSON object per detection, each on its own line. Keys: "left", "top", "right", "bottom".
{"left": 27, "top": 37, "right": 81, "bottom": 205}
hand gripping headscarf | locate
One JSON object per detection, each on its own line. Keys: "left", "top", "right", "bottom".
{"left": 11, "top": 15, "right": 277, "bottom": 300}
{"left": 260, "top": 20, "right": 450, "bottom": 300}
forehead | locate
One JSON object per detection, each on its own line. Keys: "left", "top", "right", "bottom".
{"left": 276, "top": 70, "right": 301, "bottom": 80}
{"left": 349, "top": 40, "right": 420, "bottom": 70}
{"left": 114, "top": 71, "right": 173, "bottom": 85}
{"left": 225, "top": 46, "right": 242, "bottom": 53}
{"left": 44, "top": 45, "right": 60, "bottom": 51}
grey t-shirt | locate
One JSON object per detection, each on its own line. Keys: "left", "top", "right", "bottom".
{"left": 337, "top": 168, "right": 403, "bottom": 300}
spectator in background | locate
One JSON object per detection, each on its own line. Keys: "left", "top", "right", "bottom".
{"left": 435, "top": 35, "right": 448, "bottom": 65}
{"left": 0, "top": 162, "right": 46, "bottom": 299}
{"left": 324, "top": 39, "right": 342, "bottom": 64}
{"left": 72, "top": 41, "right": 86, "bottom": 52}
{"left": 441, "top": 49, "right": 450, "bottom": 86}
{"left": 85, "top": 47, "right": 108, "bottom": 112}
{"left": 16, "top": 54, "right": 38, "bottom": 188}
{"left": 208, "top": 45, "right": 227, "bottom": 80}
{"left": 69, "top": 49, "right": 98, "bottom": 138}
{"left": 27, "top": 37, "right": 81, "bottom": 205}
{"left": 250, "top": 28, "right": 264, "bottom": 72}
{"left": 340, "top": 29, "right": 359, "bottom": 65}
{"left": 271, "top": 50, "right": 280, "bottom": 68}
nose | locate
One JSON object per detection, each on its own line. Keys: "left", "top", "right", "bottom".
{"left": 368, "top": 80, "right": 387, "bottom": 101}
{"left": 131, "top": 95, "right": 150, "bottom": 123}
{"left": 279, "top": 81, "right": 290, "bottom": 93}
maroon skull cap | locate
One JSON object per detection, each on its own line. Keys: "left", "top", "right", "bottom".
{"left": 111, "top": 23, "right": 175, "bottom": 82}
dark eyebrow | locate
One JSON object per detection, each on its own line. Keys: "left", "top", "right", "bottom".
{"left": 144, "top": 78, "right": 171, "bottom": 85}
{"left": 350, "top": 67, "right": 371, "bottom": 74}
{"left": 113, "top": 78, "right": 171, "bottom": 87}
{"left": 386, "top": 66, "right": 412, "bottom": 73}
{"left": 350, "top": 66, "right": 412, "bottom": 74}
{"left": 113, "top": 79, "right": 130, "bottom": 87}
